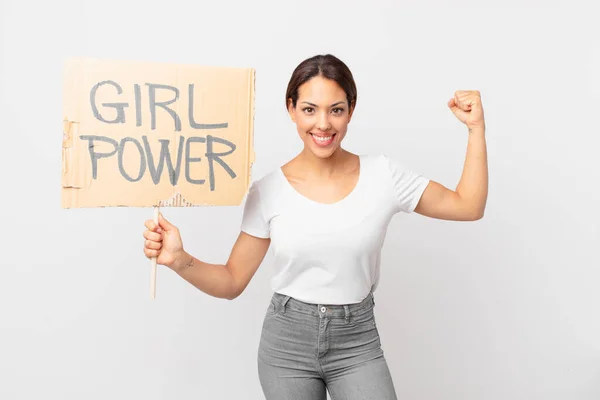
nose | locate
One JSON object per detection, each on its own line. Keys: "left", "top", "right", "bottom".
{"left": 317, "top": 111, "right": 331, "bottom": 131}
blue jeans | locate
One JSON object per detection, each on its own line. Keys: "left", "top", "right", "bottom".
{"left": 257, "top": 291, "right": 398, "bottom": 399}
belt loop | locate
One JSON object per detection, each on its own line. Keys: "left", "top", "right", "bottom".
{"left": 370, "top": 291, "right": 375, "bottom": 307}
{"left": 343, "top": 305, "right": 350, "bottom": 324}
{"left": 281, "top": 295, "right": 291, "bottom": 314}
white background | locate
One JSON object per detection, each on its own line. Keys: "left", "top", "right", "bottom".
{"left": 1, "top": 1, "right": 599, "bottom": 399}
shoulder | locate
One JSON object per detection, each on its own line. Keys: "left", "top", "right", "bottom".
{"left": 251, "top": 167, "right": 281, "bottom": 188}
{"left": 247, "top": 167, "right": 285, "bottom": 200}
{"left": 361, "top": 153, "right": 428, "bottom": 194}
{"left": 359, "top": 153, "right": 396, "bottom": 166}
{"left": 364, "top": 153, "right": 417, "bottom": 176}
{"left": 360, "top": 153, "right": 402, "bottom": 178}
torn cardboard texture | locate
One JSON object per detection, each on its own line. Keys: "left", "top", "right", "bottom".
{"left": 62, "top": 57, "right": 256, "bottom": 208}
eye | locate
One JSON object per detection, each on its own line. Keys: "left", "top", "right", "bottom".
{"left": 302, "top": 107, "right": 314, "bottom": 114}
{"left": 332, "top": 108, "right": 344, "bottom": 115}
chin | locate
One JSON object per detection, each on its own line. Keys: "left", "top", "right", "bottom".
{"left": 305, "top": 144, "right": 341, "bottom": 159}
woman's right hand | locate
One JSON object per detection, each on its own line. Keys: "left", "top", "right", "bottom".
{"left": 143, "top": 213, "right": 186, "bottom": 270}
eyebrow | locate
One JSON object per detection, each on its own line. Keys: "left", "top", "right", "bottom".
{"left": 301, "top": 101, "right": 346, "bottom": 107}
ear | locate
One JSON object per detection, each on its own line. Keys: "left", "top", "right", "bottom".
{"left": 287, "top": 98, "right": 296, "bottom": 122}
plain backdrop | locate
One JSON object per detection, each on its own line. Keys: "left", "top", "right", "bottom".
{"left": 1, "top": 1, "right": 598, "bottom": 399}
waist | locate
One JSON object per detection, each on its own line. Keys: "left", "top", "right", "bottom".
{"left": 270, "top": 290, "right": 375, "bottom": 319}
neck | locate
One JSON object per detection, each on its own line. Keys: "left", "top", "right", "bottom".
{"left": 297, "top": 147, "right": 351, "bottom": 178}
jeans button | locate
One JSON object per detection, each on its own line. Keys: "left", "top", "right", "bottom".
{"left": 320, "top": 306, "right": 326, "bottom": 313}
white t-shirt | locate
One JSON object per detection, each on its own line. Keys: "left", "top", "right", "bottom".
{"left": 240, "top": 154, "right": 430, "bottom": 305}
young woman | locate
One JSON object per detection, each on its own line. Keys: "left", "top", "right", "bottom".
{"left": 143, "top": 54, "right": 488, "bottom": 399}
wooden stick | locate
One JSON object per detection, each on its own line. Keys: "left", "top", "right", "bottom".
{"left": 150, "top": 206, "right": 159, "bottom": 299}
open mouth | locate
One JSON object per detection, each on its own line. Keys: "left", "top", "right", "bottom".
{"left": 310, "top": 133, "right": 336, "bottom": 147}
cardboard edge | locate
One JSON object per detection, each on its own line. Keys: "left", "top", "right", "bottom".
{"left": 246, "top": 68, "right": 256, "bottom": 200}
{"left": 159, "top": 192, "right": 193, "bottom": 207}
{"left": 62, "top": 58, "right": 92, "bottom": 208}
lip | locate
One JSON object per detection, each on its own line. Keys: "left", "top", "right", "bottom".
{"left": 309, "top": 132, "right": 335, "bottom": 147}
{"left": 310, "top": 132, "right": 336, "bottom": 138}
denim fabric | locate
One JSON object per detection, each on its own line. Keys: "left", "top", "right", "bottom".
{"left": 257, "top": 291, "right": 397, "bottom": 399}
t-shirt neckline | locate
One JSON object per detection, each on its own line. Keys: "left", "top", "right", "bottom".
{"left": 278, "top": 154, "right": 364, "bottom": 206}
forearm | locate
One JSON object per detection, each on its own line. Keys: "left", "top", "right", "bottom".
{"left": 172, "top": 252, "right": 236, "bottom": 300}
{"left": 455, "top": 126, "right": 488, "bottom": 218}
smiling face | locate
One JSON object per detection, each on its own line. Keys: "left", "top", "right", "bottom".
{"left": 288, "top": 75, "right": 354, "bottom": 159}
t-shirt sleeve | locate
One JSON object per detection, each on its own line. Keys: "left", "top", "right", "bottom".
{"left": 384, "top": 154, "right": 431, "bottom": 213}
{"left": 240, "top": 181, "right": 270, "bottom": 238}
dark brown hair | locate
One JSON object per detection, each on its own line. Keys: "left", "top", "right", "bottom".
{"left": 285, "top": 54, "right": 357, "bottom": 112}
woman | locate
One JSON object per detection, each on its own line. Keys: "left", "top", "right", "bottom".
{"left": 143, "top": 54, "right": 488, "bottom": 399}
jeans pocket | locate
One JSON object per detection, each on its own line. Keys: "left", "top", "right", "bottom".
{"left": 266, "top": 299, "right": 278, "bottom": 316}
{"left": 351, "top": 308, "right": 376, "bottom": 328}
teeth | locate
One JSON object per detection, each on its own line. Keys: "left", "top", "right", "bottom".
{"left": 313, "top": 135, "right": 332, "bottom": 141}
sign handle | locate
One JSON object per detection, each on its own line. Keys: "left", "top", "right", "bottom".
{"left": 150, "top": 206, "right": 159, "bottom": 299}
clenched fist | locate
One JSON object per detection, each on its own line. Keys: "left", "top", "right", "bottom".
{"left": 143, "top": 213, "right": 186, "bottom": 270}
{"left": 448, "top": 90, "right": 485, "bottom": 130}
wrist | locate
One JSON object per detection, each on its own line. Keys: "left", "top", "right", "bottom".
{"left": 468, "top": 125, "right": 485, "bottom": 137}
{"left": 171, "top": 251, "right": 193, "bottom": 273}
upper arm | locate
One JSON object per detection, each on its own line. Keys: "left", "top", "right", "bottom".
{"left": 226, "top": 231, "right": 271, "bottom": 299}
{"left": 414, "top": 180, "right": 483, "bottom": 221}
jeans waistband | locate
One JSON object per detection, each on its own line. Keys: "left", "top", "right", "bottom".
{"left": 270, "top": 291, "right": 375, "bottom": 320}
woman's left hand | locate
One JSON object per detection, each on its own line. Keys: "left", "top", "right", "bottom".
{"left": 448, "top": 90, "right": 485, "bottom": 130}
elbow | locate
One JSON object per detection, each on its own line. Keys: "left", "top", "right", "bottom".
{"left": 463, "top": 198, "right": 486, "bottom": 221}
{"left": 471, "top": 208, "right": 485, "bottom": 221}
{"left": 225, "top": 272, "right": 242, "bottom": 300}
{"left": 226, "top": 288, "right": 241, "bottom": 300}
{"left": 455, "top": 194, "right": 486, "bottom": 222}
{"left": 225, "top": 285, "right": 241, "bottom": 301}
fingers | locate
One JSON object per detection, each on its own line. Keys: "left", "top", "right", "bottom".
{"left": 143, "top": 214, "right": 177, "bottom": 260}
{"left": 144, "top": 219, "right": 162, "bottom": 233}
{"left": 144, "top": 247, "right": 160, "bottom": 259}
{"left": 144, "top": 239, "right": 162, "bottom": 259}
{"left": 143, "top": 230, "right": 162, "bottom": 242}
{"left": 454, "top": 93, "right": 470, "bottom": 110}
{"left": 145, "top": 239, "right": 162, "bottom": 250}
{"left": 453, "top": 90, "right": 481, "bottom": 110}
{"left": 143, "top": 221, "right": 162, "bottom": 259}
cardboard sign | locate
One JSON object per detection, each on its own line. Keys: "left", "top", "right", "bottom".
{"left": 62, "top": 58, "right": 256, "bottom": 208}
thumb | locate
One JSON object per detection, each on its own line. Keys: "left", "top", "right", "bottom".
{"left": 158, "top": 213, "right": 175, "bottom": 231}
{"left": 448, "top": 99, "right": 468, "bottom": 121}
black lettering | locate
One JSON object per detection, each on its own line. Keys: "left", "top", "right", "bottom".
{"left": 185, "top": 137, "right": 206, "bottom": 185}
{"left": 188, "top": 84, "right": 228, "bottom": 130}
{"left": 205, "top": 135, "right": 236, "bottom": 191}
{"left": 134, "top": 84, "right": 142, "bottom": 127}
{"left": 118, "top": 137, "right": 146, "bottom": 182}
{"left": 146, "top": 83, "right": 181, "bottom": 131}
{"left": 79, "top": 135, "right": 118, "bottom": 179}
{"left": 90, "top": 81, "right": 128, "bottom": 124}
{"left": 143, "top": 135, "right": 185, "bottom": 185}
